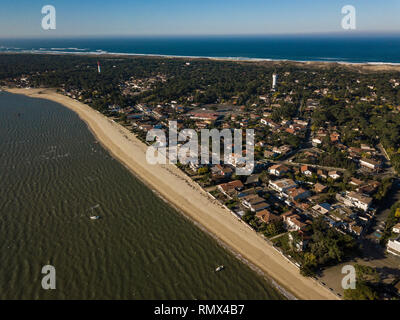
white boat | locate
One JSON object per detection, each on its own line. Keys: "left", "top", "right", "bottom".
{"left": 215, "top": 265, "right": 224, "bottom": 272}
{"left": 89, "top": 204, "right": 101, "bottom": 220}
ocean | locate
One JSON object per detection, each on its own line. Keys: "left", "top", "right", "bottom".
{"left": 0, "top": 91, "right": 284, "bottom": 299}
{"left": 1, "top": 34, "right": 400, "bottom": 63}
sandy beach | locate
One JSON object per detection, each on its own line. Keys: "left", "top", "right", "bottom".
{"left": 4, "top": 87, "right": 339, "bottom": 300}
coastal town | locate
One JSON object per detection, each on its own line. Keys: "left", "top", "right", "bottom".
{"left": 2, "top": 53, "right": 400, "bottom": 299}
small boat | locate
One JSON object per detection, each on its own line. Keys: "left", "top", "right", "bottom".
{"left": 215, "top": 265, "right": 224, "bottom": 272}
{"left": 89, "top": 204, "right": 101, "bottom": 220}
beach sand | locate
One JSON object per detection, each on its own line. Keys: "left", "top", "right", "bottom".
{"left": 5, "top": 87, "right": 339, "bottom": 300}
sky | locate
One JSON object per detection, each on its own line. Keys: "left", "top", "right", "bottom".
{"left": 1, "top": 0, "right": 400, "bottom": 38}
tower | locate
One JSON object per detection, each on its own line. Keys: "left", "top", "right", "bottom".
{"left": 272, "top": 73, "right": 277, "bottom": 91}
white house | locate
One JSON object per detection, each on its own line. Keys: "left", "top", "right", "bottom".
{"left": 345, "top": 191, "right": 373, "bottom": 211}
{"left": 360, "top": 158, "right": 381, "bottom": 170}
{"left": 328, "top": 171, "right": 341, "bottom": 180}
{"left": 269, "top": 178, "right": 297, "bottom": 193}
{"left": 312, "top": 138, "right": 322, "bottom": 147}
{"left": 268, "top": 164, "right": 290, "bottom": 177}
{"left": 387, "top": 237, "right": 400, "bottom": 256}
{"left": 393, "top": 223, "right": 400, "bottom": 234}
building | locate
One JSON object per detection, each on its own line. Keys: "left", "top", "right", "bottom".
{"left": 269, "top": 178, "right": 297, "bottom": 193}
{"left": 282, "top": 212, "right": 308, "bottom": 231}
{"left": 256, "top": 209, "right": 281, "bottom": 224}
{"left": 360, "top": 158, "right": 381, "bottom": 171}
{"left": 345, "top": 191, "right": 373, "bottom": 211}
{"left": 273, "top": 145, "right": 292, "bottom": 156}
{"left": 268, "top": 164, "right": 290, "bottom": 177}
{"left": 260, "top": 118, "right": 280, "bottom": 130}
{"left": 242, "top": 194, "right": 267, "bottom": 210}
{"left": 328, "top": 171, "right": 341, "bottom": 180}
{"left": 251, "top": 202, "right": 271, "bottom": 212}
{"left": 350, "top": 177, "right": 364, "bottom": 187}
{"left": 314, "top": 183, "right": 327, "bottom": 193}
{"left": 312, "top": 203, "right": 332, "bottom": 216}
{"left": 244, "top": 174, "right": 260, "bottom": 186}
{"left": 288, "top": 231, "right": 311, "bottom": 252}
{"left": 387, "top": 237, "right": 400, "bottom": 256}
{"left": 189, "top": 112, "right": 219, "bottom": 123}
{"left": 272, "top": 73, "right": 277, "bottom": 91}
{"left": 312, "top": 138, "right": 322, "bottom": 147}
{"left": 218, "top": 180, "right": 244, "bottom": 197}
{"left": 349, "top": 221, "right": 364, "bottom": 237}
{"left": 300, "top": 165, "right": 313, "bottom": 176}
{"left": 317, "top": 169, "right": 328, "bottom": 179}
{"left": 393, "top": 223, "right": 400, "bottom": 234}
{"left": 287, "top": 188, "right": 311, "bottom": 201}
{"left": 211, "top": 164, "right": 233, "bottom": 178}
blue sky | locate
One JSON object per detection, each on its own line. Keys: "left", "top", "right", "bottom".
{"left": 1, "top": 0, "right": 400, "bottom": 37}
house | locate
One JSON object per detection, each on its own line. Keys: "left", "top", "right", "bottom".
{"left": 244, "top": 174, "right": 260, "bottom": 186}
{"left": 281, "top": 210, "right": 295, "bottom": 220}
{"left": 256, "top": 210, "right": 281, "bottom": 224}
{"left": 350, "top": 177, "right": 364, "bottom": 187}
{"left": 345, "top": 191, "right": 373, "bottom": 211}
{"left": 330, "top": 205, "right": 355, "bottom": 222}
{"left": 288, "top": 231, "right": 311, "bottom": 252}
{"left": 317, "top": 169, "right": 328, "bottom": 179}
{"left": 360, "top": 158, "right": 382, "bottom": 171}
{"left": 218, "top": 180, "right": 244, "bottom": 197}
{"left": 287, "top": 188, "right": 311, "bottom": 201}
{"left": 393, "top": 223, "right": 400, "bottom": 234}
{"left": 242, "top": 195, "right": 267, "bottom": 211}
{"left": 237, "top": 188, "right": 259, "bottom": 199}
{"left": 387, "top": 236, "right": 400, "bottom": 256}
{"left": 328, "top": 171, "right": 341, "bottom": 180}
{"left": 349, "top": 221, "right": 364, "bottom": 237}
{"left": 273, "top": 145, "right": 292, "bottom": 156}
{"left": 282, "top": 212, "right": 301, "bottom": 230}
{"left": 314, "top": 183, "right": 327, "bottom": 193}
{"left": 285, "top": 214, "right": 308, "bottom": 231}
{"left": 356, "top": 181, "right": 381, "bottom": 195}
{"left": 360, "top": 144, "right": 376, "bottom": 152}
{"left": 300, "top": 165, "right": 313, "bottom": 176}
{"left": 330, "top": 132, "right": 340, "bottom": 143}
{"left": 269, "top": 178, "right": 297, "bottom": 193}
{"left": 211, "top": 164, "right": 233, "bottom": 178}
{"left": 285, "top": 128, "right": 296, "bottom": 135}
{"left": 312, "top": 203, "right": 332, "bottom": 216}
{"left": 268, "top": 164, "right": 290, "bottom": 177}
{"left": 251, "top": 202, "right": 271, "bottom": 212}
{"left": 189, "top": 112, "right": 219, "bottom": 123}
{"left": 260, "top": 118, "right": 280, "bottom": 130}
{"left": 264, "top": 150, "right": 276, "bottom": 159}
{"left": 312, "top": 138, "right": 322, "bottom": 147}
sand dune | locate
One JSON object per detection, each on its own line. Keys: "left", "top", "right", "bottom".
{"left": 5, "top": 87, "right": 339, "bottom": 300}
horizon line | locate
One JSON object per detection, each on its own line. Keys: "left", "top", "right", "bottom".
{"left": 2, "top": 30, "right": 400, "bottom": 40}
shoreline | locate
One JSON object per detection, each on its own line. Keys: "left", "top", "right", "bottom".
{"left": 2, "top": 51, "right": 400, "bottom": 71}
{"left": 3, "top": 87, "right": 339, "bottom": 300}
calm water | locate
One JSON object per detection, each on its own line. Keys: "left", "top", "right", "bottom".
{"left": 0, "top": 92, "right": 283, "bottom": 300}
{"left": 1, "top": 34, "right": 400, "bottom": 63}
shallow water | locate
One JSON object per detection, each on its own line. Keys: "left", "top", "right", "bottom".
{"left": 0, "top": 92, "right": 283, "bottom": 300}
